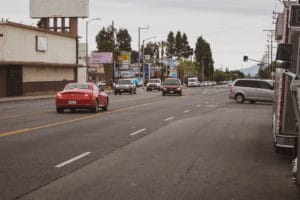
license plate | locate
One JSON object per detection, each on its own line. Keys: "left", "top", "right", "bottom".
{"left": 120, "top": 89, "right": 124, "bottom": 92}
{"left": 68, "top": 100, "right": 76, "bottom": 104}
{"left": 170, "top": 91, "right": 174, "bottom": 94}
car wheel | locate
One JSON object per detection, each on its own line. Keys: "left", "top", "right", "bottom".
{"left": 134, "top": 91, "right": 136, "bottom": 94}
{"left": 249, "top": 100, "right": 256, "bottom": 104}
{"left": 130, "top": 90, "right": 133, "bottom": 95}
{"left": 147, "top": 88, "right": 149, "bottom": 92}
{"left": 119, "top": 92, "right": 122, "bottom": 95}
{"left": 235, "top": 94, "right": 244, "bottom": 103}
{"left": 91, "top": 100, "right": 99, "bottom": 113}
{"left": 162, "top": 92, "right": 165, "bottom": 96}
{"left": 56, "top": 107, "right": 64, "bottom": 113}
{"left": 114, "top": 91, "right": 117, "bottom": 95}
{"left": 179, "top": 92, "right": 182, "bottom": 96}
{"left": 102, "top": 98, "right": 109, "bottom": 111}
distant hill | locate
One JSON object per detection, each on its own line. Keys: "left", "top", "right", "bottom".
{"left": 241, "top": 65, "right": 260, "bottom": 77}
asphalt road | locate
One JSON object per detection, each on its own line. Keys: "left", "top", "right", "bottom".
{"left": 0, "top": 86, "right": 299, "bottom": 200}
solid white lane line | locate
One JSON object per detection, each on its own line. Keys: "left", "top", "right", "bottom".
{"left": 130, "top": 128, "right": 146, "bottom": 136}
{"left": 184, "top": 109, "right": 191, "bottom": 113}
{"left": 55, "top": 152, "right": 91, "bottom": 168}
{"left": 196, "top": 105, "right": 201, "bottom": 108}
{"left": 165, "top": 116, "right": 175, "bottom": 122}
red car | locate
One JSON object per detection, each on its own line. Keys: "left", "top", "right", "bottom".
{"left": 162, "top": 78, "right": 182, "bottom": 96}
{"left": 56, "top": 83, "right": 109, "bottom": 113}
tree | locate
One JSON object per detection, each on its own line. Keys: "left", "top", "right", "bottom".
{"left": 95, "top": 26, "right": 116, "bottom": 86}
{"left": 131, "top": 50, "right": 138, "bottom": 64}
{"left": 194, "top": 36, "right": 214, "bottom": 81}
{"left": 213, "top": 70, "right": 226, "bottom": 82}
{"left": 181, "top": 33, "right": 191, "bottom": 59}
{"left": 175, "top": 31, "right": 183, "bottom": 56}
{"left": 177, "top": 60, "right": 197, "bottom": 84}
{"left": 166, "top": 31, "right": 176, "bottom": 57}
{"left": 96, "top": 26, "right": 115, "bottom": 52}
{"left": 116, "top": 28, "right": 132, "bottom": 54}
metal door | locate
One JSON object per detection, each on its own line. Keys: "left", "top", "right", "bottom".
{"left": 7, "top": 65, "right": 23, "bottom": 96}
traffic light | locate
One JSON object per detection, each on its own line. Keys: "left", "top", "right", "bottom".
{"left": 243, "top": 56, "right": 248, "bottom": 62}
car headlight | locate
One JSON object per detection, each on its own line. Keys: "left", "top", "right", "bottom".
{"left": 56, "top": 93, "right": 62, "bottom": 98}
{"left": 177, "top": 87, "right": 181, "bottom": 91}
{"left": 163, "top": 87, "right": 167, "bottom": 91}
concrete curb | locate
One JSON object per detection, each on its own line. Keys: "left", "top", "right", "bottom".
{"left": 0, "top": 95, "right": 55, "bottom": 103}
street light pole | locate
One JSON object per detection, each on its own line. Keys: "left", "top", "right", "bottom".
{"left": 142, "top": 36, "right": 156, "bottom": 89}
{"left": 138, "top": 26, "right": 149, "bottom": 83}
{"left": 86, "top": 18, "right": 101, "bottom": 82}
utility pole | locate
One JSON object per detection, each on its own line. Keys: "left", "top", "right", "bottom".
{"left": 138, "top": 26, "right": 149, "bottom": 84}
{"left": 263, "top": 29, "right": 275, "bottom": 79}
{"left": 201, "top": 57, "right": 205, "bottom": 82}
{"left": 112, "top": 20, "right": 115, "bottom": 86}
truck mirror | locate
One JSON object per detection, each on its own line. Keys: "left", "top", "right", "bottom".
{"left": 276, "top": 44, "right": 292, "bottom": 69}
{"left": 276, "top": 43, "right": 292, "bottom": 62}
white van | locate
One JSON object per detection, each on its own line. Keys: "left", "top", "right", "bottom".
{"left": 187, "top": 77, "right": 200, "bottom": 87}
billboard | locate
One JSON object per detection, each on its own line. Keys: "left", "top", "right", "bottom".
{"left": 90, "top": 52, "right": 113, "bottom": 64}
{"left": 30, "top": 0, "right": 89, "bottom": 18}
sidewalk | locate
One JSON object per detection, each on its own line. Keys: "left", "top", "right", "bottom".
{"left": 0, "top": 95, "right": 55, "bottom": 103}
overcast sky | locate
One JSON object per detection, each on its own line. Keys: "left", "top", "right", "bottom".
{"left": 1, "top": 0, "right": 282, "bottom": 70}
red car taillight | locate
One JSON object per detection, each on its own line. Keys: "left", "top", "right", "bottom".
{"left": 84, "top": 93, "right": 93, "bottom": 98}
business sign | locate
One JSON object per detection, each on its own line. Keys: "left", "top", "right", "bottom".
{"left": 90, "top": 52, "right": 113, "bottom": 64}
{"left": 119, "top": 51, "right": 131, "bottom": 70}
{"left": 30, "top": 0, "right": 89, "bottom": 18}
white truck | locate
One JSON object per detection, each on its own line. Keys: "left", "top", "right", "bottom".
{"left": 187, "top": 77, "right": 200, "bottom": 87}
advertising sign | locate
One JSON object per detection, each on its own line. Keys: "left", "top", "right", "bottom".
{"left": 30, "top": 0, "right": 89, "bottom": 18}
{"left": 90, "top": 52, "right": 113, "bottom": 64}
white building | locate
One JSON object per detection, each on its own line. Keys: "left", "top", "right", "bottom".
{"left": 0, "top": 21, "right": 81, "bottom": 97}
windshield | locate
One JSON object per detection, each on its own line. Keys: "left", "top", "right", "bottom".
{"left": 163, "top": 79, "right": 180, "bottom": 85}
{"left": 118, "top": 79, "right": 131, "bottom": 84}
{"left": 149, "top": 79, "right": 161, "bottom": 83}
{"left": 65, "top": 83, "right": 90, "bottom": 90}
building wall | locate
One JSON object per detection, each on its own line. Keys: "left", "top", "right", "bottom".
{"left": 0, "top": 23, "right": 76, "bottom": 64}
{"left": 23, "top": 66, "right": 75, "bottom": 82}
{"left": 0, "top": 67, "right": 7, "bottom": 97}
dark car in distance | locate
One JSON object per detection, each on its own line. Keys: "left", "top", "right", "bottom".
{"left": 162, "top": 78, "right": 182, "bottom": 96}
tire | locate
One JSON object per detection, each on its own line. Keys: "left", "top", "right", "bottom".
{"left": 130, "top": 90, "right": 133, "bottom": 95}
{"left": 249, "top": 100, "right": 256, "bottom": 104}
{"left": 162, "top": 92, "right": 166, "bottom": 96}
{"left": 56, "top": 107, "right": 63, "bottom": 113}
{"left": 102, "top": 98, "right": 109, "bottom": 111}
{"left": 179, "top": 92, "right": 182, "bottom": 96}
{"left": 134, "top": 91, "right": 136, "bottom": 94}
{"left": 235, "top": 94, "right": 244, "bottom": 103}
{"left": 114, "top": 91, "right": 117, "bottom": 95}
{"left": 91, "top": 100, "right": 99, "bottom": 113}
{"left": 119, "top": 92, "right": 122, "bottom": 95}
{"left": 147, "top": 88, "right": 149, "bottom": 92}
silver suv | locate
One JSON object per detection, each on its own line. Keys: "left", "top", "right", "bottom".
{"left": 229, "top": 79, "right": 274, "bottom": 103}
